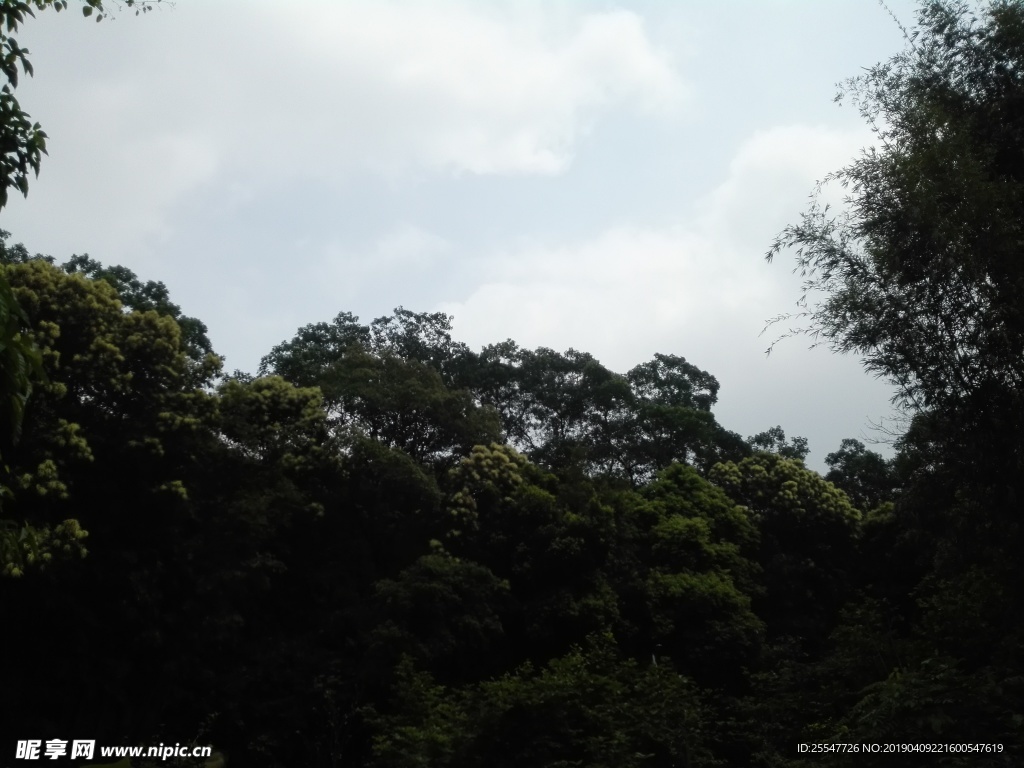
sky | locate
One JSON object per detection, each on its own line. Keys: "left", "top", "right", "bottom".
{"left": 1, "top": 0, "right": 924, "bottom": 471}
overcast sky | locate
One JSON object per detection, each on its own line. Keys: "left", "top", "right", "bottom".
{"left": 2, "top": 0, "right": 923, "bottom": 470}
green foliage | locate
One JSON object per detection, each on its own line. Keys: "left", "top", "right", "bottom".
{"left": 624, "top": 353, "right": 744, "bottom": 476}
{"left": 446, "top": 442, "right": 531, "bottom": 536}
{"left": 266, "top": 315, "right": 746, "bottom": 486}
{"left": 5, "top": 229, "right": 1018, "bottom": 763}
{"left": 608, "top": 464, "right": 764, "bottom": 689}
{"left": 0, "top": 515, "right": 86, "bottom": 576}
{"left": 0, "top": 260, "right": 43, "bottom": 448}
{"left": 2, "top": 254, "right": 197, "bottom": 573}
{"left": 766, "top": 1, "right": 1024, "bottom": 549}
{"left": 337, "top": 347, "right": 501, "bottom": 466}
{"left": 217, "top": 375, "right": 329, "bottom": 468}
{"left": 823, "top": 438, "right": 896, "bottom": 512}
{"left": 370, "top": 552, "right": 511, "bottom": 683}
{"left": 463, "top": 640, "right": 717, "bottom": 768}
{"left": 364, "top": 655, "right": 470, "bottom": 768}
{"left": 366, "top": 639, "right": 720, "bottom": 768}
{"left": 472, "top": 343, "right": 746, "bottom": 481}
{"left": 259, "top": 310, "right": 368, "bottom": 384}
{"left": 761, "top": 6, "right": 1024, "bottom": 764}
{"left": 368, "top": 306, "right": 474, "bottom": 383}
{"left": 0, "top": 239, "right": 50, "bottom": 568}
{"left": 643, "top": 463, "right": 760, "bottom": 562}
{"left": 768, "top": 1, "right": 1024, "bottom": 418}
{"left": 0, "top": 0, "right": 163, "bottom": 572}
{"left": 710, "top": 454, "right": 859, "bottom": 647}
{"left": 442, "top": 444, "right": 621, "bottom": 663}
{"left": 824, "top": 656, "right": 1022, "bottom": 767}
{"left": 261, "top": 309, "right": 501, "bottom": 468}
{"left": 64, "top": 254, "right": 215, "bottom": 367}
{"left": 473, "top": 343, "right": 630, "bottom": 470}
{"left": 0, "top": 0, "right": 165, "bottom": 569}
{"left": 746, "top": 426, "right": 809, "bottom": 463}
{"left": 0, "top": 253, "right": 228, "bottom": 741}
{"left": 0, "top": 0, "right": 49, "bottom": 210}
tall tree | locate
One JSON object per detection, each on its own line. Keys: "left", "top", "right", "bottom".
{"left": 766, "top": 0, "right": 1024, "bottom": 516}
{"left": 0, "top": 255, "right": 223, "bottom": 739}
{"left": 768, "top": 2, "right": 1024, "bottom": 759}
{"left": 823, "top": 438, "right": 896, "bottom": 512}
{"left": 261, "top": 309, "right": 500, "bottom": 468}
{"left": 710, "top": 453, "right": 859, "bottom": 649}
{"left": 0, "top": 0, "right": 163, "bottom": 566}
{"left": 64, "top": 254, "right": 214, "bottom": 368}
{"left": 768, "top": 0, "right": 1024, "bottom": 573}
{"left": 746, "top": 425, "right": 809, "bottom": 463}
{"left": 473, "top": 344, "right": 746, "bottom": 482}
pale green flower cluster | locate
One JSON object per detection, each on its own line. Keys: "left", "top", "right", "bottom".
{"left": 0, "top": 516, "right": 88, "bottom": 577}
{"left": 447, "top": 443, "right": 530, "bottom": 532}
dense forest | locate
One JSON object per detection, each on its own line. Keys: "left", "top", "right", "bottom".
{"left": 2, "top": 1, "right": 1024, "bottom": 766}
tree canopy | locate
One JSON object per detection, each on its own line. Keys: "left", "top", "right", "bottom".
{"left": 766, "top": 0, "right": 1024, "bottom": 760}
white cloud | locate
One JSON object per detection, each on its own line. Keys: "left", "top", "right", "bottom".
{"left": 698, "top": 124, "right": 872, "bottom": 253}
{"left": 441, "top": 226, "right": 729, "bottom": 366}
{"left": 4, "top": 1, "right": 685, "bottom": 264}
{"left": 439, "top": 123, "right": 897, "bottom": 461}
{"left": 274, "top": 3, "right": 686, "bottom": 175}
{"left": 440, "top": 225, "right": 773, "bottom": 387}
{"left": 442, "top": 124, "right": 870, "bottom": 370}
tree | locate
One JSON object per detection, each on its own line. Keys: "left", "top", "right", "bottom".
{"left": 620, "top": 463, "right": 764, "bottom": 689}
{"left": 64, "top": 254, "right": 214, "bottom": 368}
{"left": 0, "top": 0, "right": 163, "bottom": 567}
{"left": 0, "top": 254, "right": 225, "bottom": 739}
{"left": 461, "top": 639, "right": 717, "bottom": 768}
{"left": 624, "top": 354, "right": 747, "bottom": 477}
{"left": 768, "top": 0, "right": 1024, "bottom": 406}
{"left": 766, "top": 6, "right": 1024, "bottom": 758}
{"left": 368, "top": 307, "right": 476, "bottom": 387}
{"left": 261, "top": 309, "right": 501, "bottom": 469}
{"left": 823, "top": 438, "right": 896, "bottom": 512}
{"left": 368, "top": 552, "right": 511, "bottom": 685}
{"left": 766, "top": 0, "right": 1024, "bottom": 621}
{"left": 472, "top": 344, "right": 746, "bottom": 482}
{"left": 258, "top": 310, "right": 370, "bottom": 388}
{"left": 0, "top": 255, "right": 42, "bottom": 447}
{"left": 766, "top": 0, "right": 1024, "bottom": 515}
{"left": 443, "top": 443, "right": 620, "bottom": 664}
{"left": 364, "top": 638, "right": 719, "bottom": 768}
{"left": 472, "top": 344, "right": 631, "bottom": 468}
{"left": 710, "top": 453, "right": 860, "bottom": 648}
{"left": 746, "top": 425, "right": 809, "bottom": 463}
